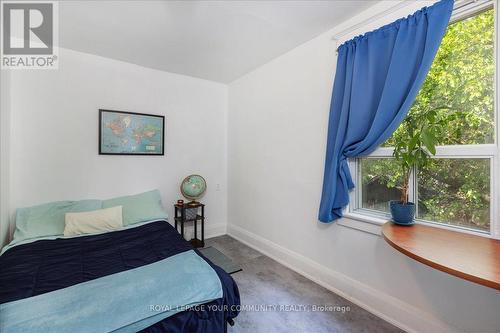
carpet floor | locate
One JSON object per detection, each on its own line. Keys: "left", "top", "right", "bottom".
{"left": 204, "top": 235, "right": 404, "bottom": 333}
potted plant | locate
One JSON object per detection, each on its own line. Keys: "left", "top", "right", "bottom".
{"left": 390, "top": 110, "right": 441, "bottom": 225}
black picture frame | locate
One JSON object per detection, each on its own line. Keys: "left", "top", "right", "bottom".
{"left": 99, "top": 109, "right": 165, "bottom": 155}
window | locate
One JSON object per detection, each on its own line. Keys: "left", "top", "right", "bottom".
{"left": 417, "top": 158, "right": 490, "bottom": 232}
{"left": 350, "top": 4, "right": 499, "bottom": 238}
{"left": 360, "top": 158, "right": 402, "bottom": 214}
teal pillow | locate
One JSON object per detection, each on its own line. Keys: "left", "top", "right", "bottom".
{"left": 102, "top": 190, "right": 168, "bottom": 226}
{"left": 13, "top": 200, "right": 102, "bottom": 242}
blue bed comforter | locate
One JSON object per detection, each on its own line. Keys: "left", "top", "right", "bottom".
{"left": 0, "top": 220, "right": 240, "bottom": 333}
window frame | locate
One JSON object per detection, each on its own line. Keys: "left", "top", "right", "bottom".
{"left": 346, "top": 1, "right": 500, "bottom": 240}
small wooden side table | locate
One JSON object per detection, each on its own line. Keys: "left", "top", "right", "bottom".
{"left": 174, "top": 202, "right": 205, "bottom": 248}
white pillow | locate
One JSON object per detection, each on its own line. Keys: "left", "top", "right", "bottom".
{"left": 64, "top": 206, "right": 123, "bottom": 236}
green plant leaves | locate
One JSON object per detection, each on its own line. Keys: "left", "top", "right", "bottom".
{"left": 421, "top": 129, "right": 437, "bottom": 155}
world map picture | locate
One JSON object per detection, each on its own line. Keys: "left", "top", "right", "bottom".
{"left": 99, "top": 110, "right": 164, "bottom": 155}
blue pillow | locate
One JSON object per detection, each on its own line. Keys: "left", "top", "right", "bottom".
{"left": 13, "top": 200, "right": 103, "bottom": 243}
{"left": 102, "top": 190, "right": 168, "bottom": 226}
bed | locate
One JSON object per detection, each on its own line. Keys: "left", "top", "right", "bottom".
{"left": 0, "top": 219, "right": 240, "bottom": 333}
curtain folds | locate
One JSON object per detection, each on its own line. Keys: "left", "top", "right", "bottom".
{"left": 318, "top": 0, "right": 454, "bottom": 223}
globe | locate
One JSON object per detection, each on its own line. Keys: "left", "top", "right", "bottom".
{"left": 180, "top": 175, "right": 207, "bottom": 201}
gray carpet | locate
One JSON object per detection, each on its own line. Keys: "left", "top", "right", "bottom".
{"left": 205, "top": 235, "right": 404, "bottom": 333}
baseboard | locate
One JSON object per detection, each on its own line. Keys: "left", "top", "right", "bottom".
{"left": 227, "top": 223, "right": 460, "bottom": 333}
{"left": 205, "top": 223, "right": 227, "bottom": 239}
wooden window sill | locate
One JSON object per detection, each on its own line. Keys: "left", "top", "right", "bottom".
{"left": 382, "top": 222, "right": 500, "bottom": 290}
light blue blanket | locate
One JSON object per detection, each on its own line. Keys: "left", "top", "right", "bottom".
{"left": 0, "top": 250, "right": 222, "bottom": 333}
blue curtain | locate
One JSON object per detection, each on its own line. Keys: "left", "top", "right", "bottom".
{"left": 318, "top": 0, "right": 454, "bottom": 223}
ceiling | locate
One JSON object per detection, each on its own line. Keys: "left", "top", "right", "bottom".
{"left": 59, "top": 1, "right": 376, "bottom": 83}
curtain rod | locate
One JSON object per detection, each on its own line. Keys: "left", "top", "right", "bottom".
{"left": 332, "top": 0, "right": 491, "bottom": 50}
{"left": 330, "top": 0, "right": 412, "bottom": 43}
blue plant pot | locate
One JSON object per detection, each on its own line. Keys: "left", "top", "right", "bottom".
{"left": 389, "top": 201, "right": 415, "bottom": 225}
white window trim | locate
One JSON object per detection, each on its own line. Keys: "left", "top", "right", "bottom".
{"left": 493, "top": 0, "right": 500, "bottom": 239}
{"left": 344, "top": 1, "right": 500, "bottom": 240}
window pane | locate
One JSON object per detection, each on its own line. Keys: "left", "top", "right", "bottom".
{"left": 384, "top": 9, "right": 495, "bottom": 146}
{"left": 417, "top": 159, "right": 490, "bottom": 232}
{"left": 360, "top": 158, "right": 403, "bottom": 213}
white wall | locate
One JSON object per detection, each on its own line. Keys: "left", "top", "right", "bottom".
{"left": 0, "top": 70, "right": 11, "bottom": 247}
{"left": 227, "top": 2, "right": 500, "bottom": 333}
{"left": 4, "top": 48, "right": 228, "bottom": 244}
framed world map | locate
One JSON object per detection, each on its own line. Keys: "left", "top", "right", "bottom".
{"left": 99, "top": 109, "right": 165, "bottom": 155}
